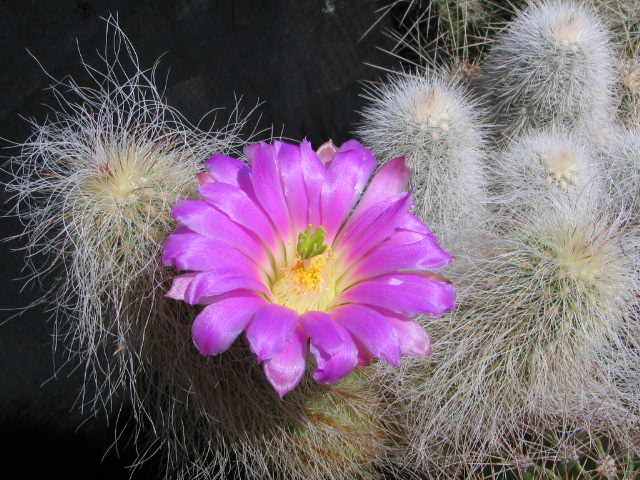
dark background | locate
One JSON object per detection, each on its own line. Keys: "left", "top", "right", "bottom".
{"left": 0, "top": 1, "right": 402, "bottom": 478}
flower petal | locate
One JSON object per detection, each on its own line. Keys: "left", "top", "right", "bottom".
{"left": 300, "top": 311, "right": 358, "bottom": 384}
{"left": 197, "top": 172, "right": 215, "bottom": 186}
{"left": 336, "top": 192, "right": 412, "bottom": 263}
{"left": 376, "top": 229, "right": 431, "bottom": 248}
{"left": 199, "top": 181, "right": 278, "bottom": 250}
{"left": 320, "top": 141, "right": 376, "bottom": 243}
{"left": 163, "top": 231, "right": 258, "bottom": 273}
{"left": 172, "top": 200, "right": 266, "bottom": 262}
{"left": 386, "top": 315, "right": 432, "bottom": 357}
{"left": 165, "top": 273, "right": 198, "bottom": 301}
{"left": 184, "top": 269, "right": 271, "bottom": 304}
{"left": 398, "top": 212, "right": 434, "bottom": 236}
{"left": 338, "top": 273, "right": 456, "bottom": 318}
{"left": 277, "top": 142, "right": 309, "bottom": 233}
{"left": 352, "top": 156, "right": 411, "bottom": 218}
{"left": 299, "top": 140, "right": 326, "bottom": 227}
{"left": 246, "top": 142, "right": 292, "bottom": 240}
{"left": 344, "top": 236, "right": 452, "bottom": 286}
{"left": 192, "top": 292, "right": 267, "bottom": 356}
{"left": 353, "top": 336, "right": 375, "bottom": 366}
{"left": 263, "top": 327, "right": 308, "bottom": 398}
{"left": 205, "top": 153, "right": 250, "bottom": 187}
{"left": 246, "top": 304, "right": 299, "bottom": 362}
{"left": 316, "top": 140, "right": 338, "bottom": 164}
{"left": 331, "top": 304, "right": 401, "bottom": 366}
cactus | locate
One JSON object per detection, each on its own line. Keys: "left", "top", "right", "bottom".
{"left": 479, "top": 1, "right": 616, "bottom": 140}
{"left": 378, "top": 0, "right": 523, "bottom": 72}
{"left": 374, "top": 199, "right": 639, "bottom": 478}
{"left": 139, "top": 326, "right": 389, "bottom": 480}
{"left": 599, "top": 127, "right": 640, "bottom": 225}
{"left": 7, "top": 1, "right": 640, "bottom": 479}
{"left": 489, "top": 127, "right": 602, "bottom": 217}
{"left": 6, "top": 18, "right": 396, "bottom": 480}
{"left": 4, "top": 16, "right": 247, "bottom": 415}
{"left": 482, "top": 427, "right": 640, "bottom": 479}
{"left": 357, "top": 2, "right": 640, "bottom": 476}
{"left": 357, "top": 71, "right": 487, "bottom": 243}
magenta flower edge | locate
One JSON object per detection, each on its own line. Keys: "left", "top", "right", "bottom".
{"left": 162, "top": 139, "right": 455, "bottom": 398}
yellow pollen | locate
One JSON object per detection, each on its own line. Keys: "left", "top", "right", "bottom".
{"left": 288, "top": 257, "right": 326, "bottom": 291}
{"left": 271, "top": 248, "right": 338, "bottom": 313}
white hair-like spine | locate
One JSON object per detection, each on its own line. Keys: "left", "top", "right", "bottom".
{"left": 5, "top": 16, "right": 248, "bottom": 414}
{"left": 357, "top": 71, "right": 487, "bottom": 245}
{"left": 480, "top": 1, "right": 616, "bottom": 140}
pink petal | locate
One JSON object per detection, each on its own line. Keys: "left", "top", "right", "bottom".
{"left": 165, "top": 273, "right": 198, "bottom": 300}
{"left": 300, "top": 140, "right": 326, "bottom": 227}
{"left": 316, "top": 140, "right": 338, "bottom": 164}
{"left": 376, "top": 229, "right": 432, "bottom": 248}
{"left": 192, "top": 292, "right": 267, "bottom": 356}
{"left": 353, "top": 336, "right": 375, "bottom": 366}
{"left": 247, "top": 142, "right": 292, "bottom": 240}
{"left": 246, "top": 304, "right": 299, "bottom": 362}
{"left": 263, "top": 327, "right": 308, "bottom": 398}
{"left": 184, "top": 269, "right": 271, "bottom": 305}
{"left": 205, "top": 153, "right": 250, "bottom": 187}
{"left": 398, "top": 212, "right": 434, "bottom": 236}
{"left": 299, "top": 311, "right": 358, "bottom": 384}
{"left": 172, "top": 200, "right": 266, "bottom": 262}
{"left": 338, "top": 273, "right": 456, "bottom": 318}
{"left": 334, "top": 192, "right": 411, "bottom": 263}
{"left": 197, "top": 172, "right": 215, "bottom": 186}
{"left": 345, "top": 236, "right": 452, "bottom": 285}
{"left": 386, "top": 315, "right": 432, "bottom": 357}
{"left": 320, "top": 141, "right": 377, "bottom": 243}
{"left": 331, "top": 304, "right": 401, "bottom": 367}
{"left": 199, "top": 181, "right": 278, "bottom": 250}
{"left": 163, "top": 231, "right": 258, "bottom": 273}
{"left": 352, "top": 156, "right": 411, "bottom": 218}
{"left": 276, "top": 142, "right": 309, "bottom": 233}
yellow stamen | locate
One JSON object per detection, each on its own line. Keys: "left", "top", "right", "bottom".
{"left": 271, "top": 248, "right": 338, "bottom": 313}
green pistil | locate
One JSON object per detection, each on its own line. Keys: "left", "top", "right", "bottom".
{"left": 297, "top": 225, "right": 328, "bottom": 260}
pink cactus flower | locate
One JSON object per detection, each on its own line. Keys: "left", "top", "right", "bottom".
{"left": 163, "top": 139, "right": 455, "bottom": 397}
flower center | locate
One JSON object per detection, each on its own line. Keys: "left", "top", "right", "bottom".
{"left": 270, "top": 226, "right": 338, "bottom": 313}
{"left": 543, "top": 148, "right": 578, "bottom": 190}
{"left": 550, "top": 14, "right": 585, "bottom": 49}
{"left": 91, "top": 147, "right": 147, "bottom": 204}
